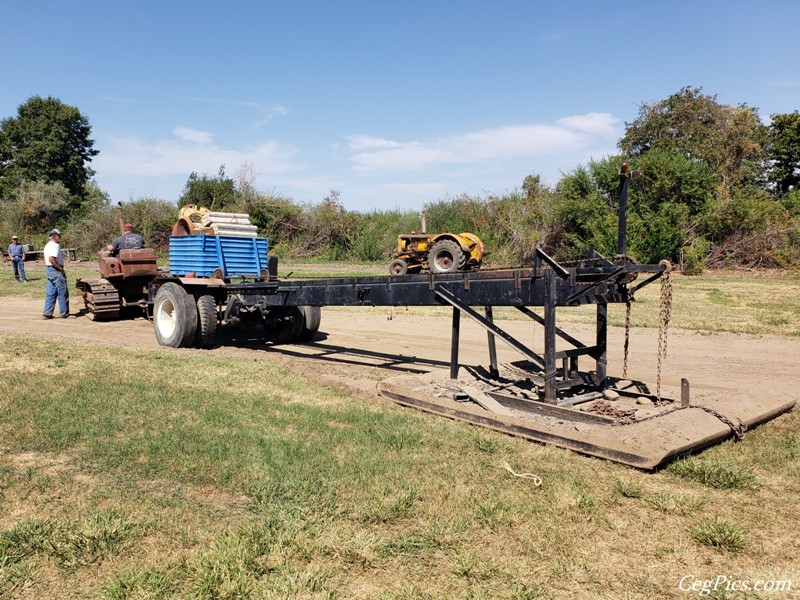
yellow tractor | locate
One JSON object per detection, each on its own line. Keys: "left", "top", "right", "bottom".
{"left": 389, "top": 231, "right": 485, "bottom": 275}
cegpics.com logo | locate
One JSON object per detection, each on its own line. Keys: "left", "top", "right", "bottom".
{"left": 679, "top": 575, "right": 793, "bottom": 596}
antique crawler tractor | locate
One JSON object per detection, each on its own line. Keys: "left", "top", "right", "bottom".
{"left": 75, "top": 248, "right": 159, "bottom": 320}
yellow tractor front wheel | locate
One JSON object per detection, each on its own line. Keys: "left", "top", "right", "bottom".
{"left": 389, "top": 259, "right": 409, "bottom": 276}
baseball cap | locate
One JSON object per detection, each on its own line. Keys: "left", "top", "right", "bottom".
{"left": 123, "top": 223, "right": 134, "bottom": 231}
{"left": 11, "top": 235, "right": 18, "bottom": 240}
{"left": 48, "top": 229, "right": 61, "bottom": 237}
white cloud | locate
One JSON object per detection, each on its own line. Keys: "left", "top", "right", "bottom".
{"left": 347, "top": 135, "right": 403, "bottom": 151}
{"left": 173, "top": 127, "right": 213, "bottom": 144}
{"left": 253, "top": 104, "right": 288, "bottom": 127}
{"left": 556, "top": 112, "right": 619, "bottom": 135}
{"left": 349, "top": 142, "right": 456, "bottom": 172}
{"left": 346, "top": 114, "right": 619, "bottom": 175}
{"left": 94, "top": 130, "right": 304, "bottom": 179}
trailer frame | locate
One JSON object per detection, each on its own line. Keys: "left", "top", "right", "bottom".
{"left": 148, "top": 247, "right": 666, "bottom": 406}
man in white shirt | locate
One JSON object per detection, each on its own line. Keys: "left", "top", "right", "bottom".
{"left": 42, "top": 229, "right": 70, "bottom": 319}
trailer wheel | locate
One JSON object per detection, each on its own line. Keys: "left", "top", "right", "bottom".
{"left": 428, "top": 239, "right": 466, "bottom": 274}
{"left": 297, "top": 306, "right": 321, "bottom": 342}
{"left": 267, "top": 307, "right": 304, "bottom": 345}
{"left": 389, "top": 259, "right": 409, "bottom": 276}
{"left": 153, "top": 283, "right": 198, "bottom": 348}
{"left": 194, "top": 294, "right": 217, "bottom": 349}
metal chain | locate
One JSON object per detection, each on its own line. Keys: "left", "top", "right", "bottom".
{"left": 656, "top": 263, "right": 673, "bottom": 399}
{"left": 612, "top": 404, "right": 747, "bottom": 440}
{"left": 693, "top": 405, "right": 748, "bottom": 440}
{"left": 622, "top": 291, "right": 632, "bottom": 378}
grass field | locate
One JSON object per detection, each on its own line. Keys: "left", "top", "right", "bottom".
{"left": 1, "top": 261, "right": 799, "bottom": 598}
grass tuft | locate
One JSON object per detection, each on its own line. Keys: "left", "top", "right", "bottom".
{"left": 0, "top": 520, "right": 53, "bottom": 565}
{"left": 186, "top": 524, "right": 279, "bottom": 599}
{"left": 49, "top": 510, "right": 141, "bottom": 571}
{"left": 102, "top": 570, "right": 177, "bottom": 599}
{"left": 643, "top": 491, "right": 708, "bottom": 515}
{"left": 667, "top": 455, "right": 758, "bottom": 489}
{"left": 690, "top": 517, "right": 747, "bottom": 552}
{"left": 612, "top": 478, "right": 645, "bottom": 499}
{"left": 358, "top": 485, "right": 420, "bottom": 525}
{"left": 470, "top": 433, "right": 504, "bottom": 453}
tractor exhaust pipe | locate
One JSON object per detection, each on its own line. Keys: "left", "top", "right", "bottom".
{"left": 116, "top": 201, "right": 125, "bottom": 234}
{"left": 420, "top": 211, "right": 427, "bottom": 234}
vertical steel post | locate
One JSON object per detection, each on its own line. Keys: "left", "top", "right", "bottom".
{"left": 681, "top": 378, "right": 690, "bottom": 406}
{"left": 484, "top": 306, "right": 499, "bottom": 378}
{"left": 450, "top": 305, "right": 461, "bottom": 379}
{"left": 596, "top": 302, "right": 608, "bottom": 387}
{"left": 617, "top": 162, "right": 629, "bottom": 256}
{"left": 543, "top": 268, "right": 557, "bottom": 403}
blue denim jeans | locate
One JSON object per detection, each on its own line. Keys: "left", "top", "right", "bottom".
{"left": 11, "top": 257, "right": 27, "bottom": 281}
{"left": 44, "top": 266, "right": 69, "bottom": 317}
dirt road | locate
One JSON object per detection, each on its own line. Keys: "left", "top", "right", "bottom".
{"left": 1, "top": 295, "right": 797, "bottom": 409}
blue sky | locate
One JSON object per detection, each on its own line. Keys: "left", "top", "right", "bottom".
{"left": 2, "top": 1, "right": 799, "bottom": 213}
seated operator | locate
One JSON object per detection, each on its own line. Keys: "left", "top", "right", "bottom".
{"left": 107, "top": 223, "right": 145, "bottom": 257}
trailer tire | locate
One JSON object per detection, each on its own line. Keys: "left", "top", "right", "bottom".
{"left": 267, "top": 306, "right": 305, "bottom": 345}
{"left": 297, "top": 306, "right": 321, "bottom": 342}
{"left": 428, "top": 239, "right": 466, "bottom": 274}
{"left": 194, "top": 294, "right": 217, "bottom": 349}
{"left": 153, "top": 283, "right": 198, "bottom": 348}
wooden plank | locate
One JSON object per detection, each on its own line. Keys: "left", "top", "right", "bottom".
{"left": 460, "top": 385, "right": 516, "bottom": 417}
{"left": 487, "top": 391, "right": 616, "bottom": 425}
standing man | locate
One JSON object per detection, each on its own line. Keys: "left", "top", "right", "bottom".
{"left": 7, "top": 235, "right": 28, "bottom": 282}
{"left": 108, "top": 223, "right": 144, "bottom": 256}
{"left": 42, "top": 229, "right": 70, "bottom": 319}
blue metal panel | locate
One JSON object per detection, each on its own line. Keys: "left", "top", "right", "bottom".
{"left": 169, "top": 235, "right": 269, "bottom": 277}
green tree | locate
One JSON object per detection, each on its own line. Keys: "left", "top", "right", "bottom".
{"left": 766, "top": 111, "right": 800, "bottom": 195}
{"left": 551, "top": 163, "right": 618, "bottom": 258}
{"left": 619, "top": 86, "right": 766, "bottom": 195}
{"left": 3, "top": 180, "right": 71, "bottom": 237}
{"left": 69, "top": 197, "right": 177, "bottom": 257}
{"left": 178, "top": 164, "right": 236, "bottom": 210}
{"left": 248, "top": 192, "right": 304, "bottom": 253}
{"left": 0, "top": 96, "right": 99, "bottom": 208}
{"left": 632, "top": 148, "right": 716, "bottom": 216}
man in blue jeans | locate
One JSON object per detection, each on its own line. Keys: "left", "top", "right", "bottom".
{"left": 42, "top": 229, "right": 70, "bottom": 319}
{"left": 7, "top": 235, "right": 28, "bottom": 282}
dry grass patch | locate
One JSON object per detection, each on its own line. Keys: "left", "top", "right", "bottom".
{"left": 0, "top": 266, "right": 799, "bottom": 599}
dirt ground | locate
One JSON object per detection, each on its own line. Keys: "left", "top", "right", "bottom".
{"left": 1, "top": 292, "right": 797, "bottom": 465}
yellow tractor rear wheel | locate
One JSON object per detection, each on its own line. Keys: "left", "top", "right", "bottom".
{"left": 429, "top": 239, "right": 466, "bottom": 273}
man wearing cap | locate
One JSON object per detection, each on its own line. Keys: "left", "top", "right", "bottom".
{"left": 108, "top": 223, "right": 144, "bottom": 257}
{"left": 42, "top": 229, "right": 69, "bottom": 319}
{"left": 7, "top": 235, "right": 28, "bottom": 282}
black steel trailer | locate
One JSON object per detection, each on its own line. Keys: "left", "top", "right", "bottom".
{"left": 148, "top": 247, "right": 667, "bottom": 406}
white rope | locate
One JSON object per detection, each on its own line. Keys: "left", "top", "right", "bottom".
{"left": 501, "top": 460, "right": 542, "bottom": 486}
